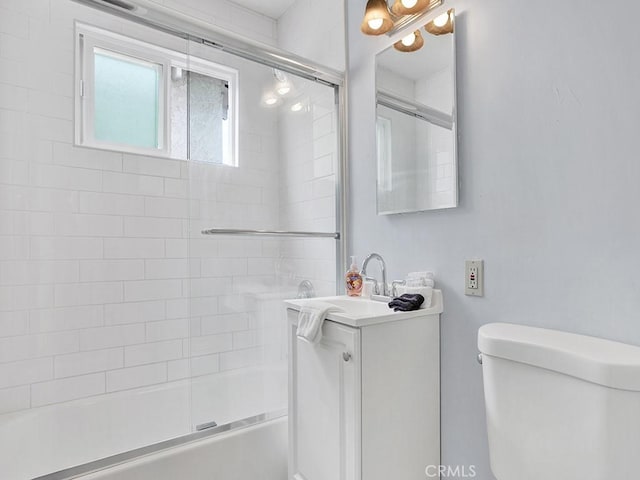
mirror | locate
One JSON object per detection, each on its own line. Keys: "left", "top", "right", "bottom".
{"left": 375, "top": 11, "right": 457, "bottom": 215}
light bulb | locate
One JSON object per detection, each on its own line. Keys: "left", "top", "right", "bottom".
{"left": 401, "top": 0, "right": 418, "bottom": 8}
{"left": 264, "top": 96, "right": 277, "bottom": 106}
{"left": 368, "top": 18, "right": 384, "bottom": 30}
{"left": 433, "top": 12, "right": 449, "bottom": 27}
{"left": 401, "top": 32, "right": 416, "bottom": 47}
{"left": 291, "top": 102, "right": 303, "bottom": 112}
{"left": 277, "top": 85, "right": 290, "bottom": 96}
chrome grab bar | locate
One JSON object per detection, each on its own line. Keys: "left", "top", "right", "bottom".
{"left": 201, "top": 228, "right": 340, "bottom": 239}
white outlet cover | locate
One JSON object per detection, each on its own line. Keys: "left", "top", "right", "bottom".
{"left": 465, "top": 260, "right": 484, "bottom": 297}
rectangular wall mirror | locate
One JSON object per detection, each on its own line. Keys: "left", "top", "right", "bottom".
{"left": 375, "top": 10, "right": 457, "bottom": 215}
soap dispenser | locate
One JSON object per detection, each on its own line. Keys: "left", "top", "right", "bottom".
{"left": 345, "top": 256, "right": 363, "bottom": 297}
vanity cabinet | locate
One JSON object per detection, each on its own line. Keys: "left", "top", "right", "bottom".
{"left": 286, "top": 292, "right": 442, "bottom": 480}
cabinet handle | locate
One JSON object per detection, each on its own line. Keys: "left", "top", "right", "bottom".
{"left": 342, "top": 352, "right": 352, "bottom": 362}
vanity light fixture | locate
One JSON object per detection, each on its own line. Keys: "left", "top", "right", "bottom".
{"left": 291, "top": 102, "right": 311, "bottom": 113}
{"left": 391, "top": 0, "right": 433, "bottom": 16}
{"left": 393, "top": 30, "right": 424, "bottom": 52}
{"left": 362, "top": 0, "right": 442, "bottom": 36}
{"left": 425, "top": 8, "right": 454, "bottom": 35}
{"left": 361, "top": 0, "right": 394, "bottom": 35}
{"left": 276, "top": 83, "right": 291, "bottom": 95}
{"left": 263, "top": 94, "right": 278, "bottom": 106}
{"left": 273, "top": 69, "right": 292, "bottom": 96}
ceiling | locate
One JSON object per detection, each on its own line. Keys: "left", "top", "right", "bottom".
{"left": 228, "top": 0, "right": 298, "bottom": 19}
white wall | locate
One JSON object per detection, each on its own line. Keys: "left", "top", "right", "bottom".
{"left": 277, "top": 0, "right": 346, "bottom": 71}
{"left": 149, "top": 0, "right": 278, "bottom": 46}
{"left": 347, "top": 0, "right": 640, "bottom": 478}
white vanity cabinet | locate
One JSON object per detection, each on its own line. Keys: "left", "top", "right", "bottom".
{"left": 285, "top": 291, "right": 442, "bottom": 480}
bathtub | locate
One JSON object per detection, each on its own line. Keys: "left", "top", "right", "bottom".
{"left": 0, "top": 366, "right": 287, "bottom": 479}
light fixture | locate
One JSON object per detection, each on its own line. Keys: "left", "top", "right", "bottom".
{"left": 425, "top": 8, "right": 454, "bottom": 35}
{"left": 391, "top": 0, "right": 434, "bottom": 16}
{"left": 276, "top": 83, "right": 291, "bottom": 96}
{"left": 433, "top": 11, "right": 448, "bottom": 26}
{"left": 393, "top": 30, "right": 424, "bottom": 52}
{"left": 263, "top": 94, "right": 279, "bottom": 106}
{"left": 272, "top": 69, "right": 292, "bottom": 97}
{"left": 361, "top": 0, "right": 393, "bottom": 35}
{"left": 291, "top": 102, "right": 304, "bottom": 112}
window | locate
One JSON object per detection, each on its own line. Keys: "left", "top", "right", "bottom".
{"left": 76, "top": 24, "right": 238, "bottom": 166}
{"left": 93, "top": 48, "right": 162, "bottom": 149}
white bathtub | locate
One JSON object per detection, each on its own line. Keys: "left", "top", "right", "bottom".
{"left": 0, "top": 366, "right": 287, "bottom": 479}
{"left": 79, "top": 417, "right": 288, "bottom": 480}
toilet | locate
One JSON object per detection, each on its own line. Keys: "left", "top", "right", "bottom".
{"left": 478, "top": 322, "right": 640, "bottom": 480}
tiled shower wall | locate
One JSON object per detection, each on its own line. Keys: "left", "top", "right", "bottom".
{"left": 278, "top": 87, "right": 338, "bottom": 297}
{"left": 0, "top": 0, "right": 284, "bottom": 416}
{"left": 277, "top": 1, "right": 343, "bottom": 297}
{"left": 415, "top": 67, "right": 456, "bottom": 209}
{"left": 183, "top": 39, "right": 285, "bottom": 394}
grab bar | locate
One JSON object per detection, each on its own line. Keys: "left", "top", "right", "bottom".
{"left": 201, "top": 228, "right": 340, "bottom": 239}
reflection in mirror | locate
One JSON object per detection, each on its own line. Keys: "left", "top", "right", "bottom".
{"left": 375, "top": 10, "right": 457, "bottom": 215}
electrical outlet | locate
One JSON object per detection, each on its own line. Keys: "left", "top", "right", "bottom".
{"left": 465, "top": 260, "right": 484, "bottom": 297}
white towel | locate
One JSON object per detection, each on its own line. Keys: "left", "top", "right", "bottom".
{"left": 296, "top": 302, "right": 343, "bottom": 344}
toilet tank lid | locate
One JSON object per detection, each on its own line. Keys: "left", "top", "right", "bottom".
{"left": 478, "top": 323, "right": 640, "bottom": 391}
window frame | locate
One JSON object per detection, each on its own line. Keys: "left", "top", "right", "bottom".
{"left": 75, "top": 23, "right": 239, "bottom": 166}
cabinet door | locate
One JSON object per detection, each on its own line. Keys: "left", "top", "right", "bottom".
{"left": 288, "top": 310, "right": 361, "bottom": 480}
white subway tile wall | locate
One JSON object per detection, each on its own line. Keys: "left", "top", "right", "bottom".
{"left": 277, "top": 83, "right": 339, "bottom": 297}
{"left": 0, "top": 0, "right": 338, "bottom": 420}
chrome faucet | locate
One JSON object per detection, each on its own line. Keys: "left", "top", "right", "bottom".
{"left": 361, "top": 253, "right": 388, "bottom": 297}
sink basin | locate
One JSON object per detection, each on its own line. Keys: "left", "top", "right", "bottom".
{"left": 284, "top": 290, "right": 443, "bottom": 327}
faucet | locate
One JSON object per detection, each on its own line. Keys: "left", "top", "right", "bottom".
{"left": 361, "top": 253, "right": 389, "bottom": 297}
{"left": 296, "top": 279, "right": 315, "bottom": 299}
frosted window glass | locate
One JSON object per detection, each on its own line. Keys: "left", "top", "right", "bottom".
{"left": 93, "top": 49, "right": 161, "bottom": 149}
{"left": 188, "top": 72, "right": 227, "bottom": 164}
{"left": 170, "top": 70, "right": 234, "bottom": 165}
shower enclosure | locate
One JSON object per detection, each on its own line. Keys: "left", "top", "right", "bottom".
{"left": 0, "top": 0, "right": 345, "bottom": 478}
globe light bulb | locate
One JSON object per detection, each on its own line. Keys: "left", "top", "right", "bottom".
{"left": 277, "top": 84, "right": 290, "bottom": 95}
{"left": 401, "top": 32, "right": 416, "bottom": 47}
{"left": 433, "top": 12, "right": 449, "bottom": 27}
{"left": 401, "top": 0, "right": 418, "bottom": 8}
{"left": 264, "top": 96, "right": 277, "bottom": 106}
{"left": 291, "top": 102, "right": 303, "bottom": 112}
{"left": 368, "top": 18, "right": 384, "bottom": 30}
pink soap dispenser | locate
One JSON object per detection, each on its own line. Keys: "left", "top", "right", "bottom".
{"left": 345, "top": 256, "right": 363, "bottom": 297}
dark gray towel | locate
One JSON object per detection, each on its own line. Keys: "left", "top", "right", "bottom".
{"left": 388, "top": 293, "right": 425, "bottom": 312}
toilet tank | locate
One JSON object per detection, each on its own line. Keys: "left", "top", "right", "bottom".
{"left": 478, "top": 323, "right": 640, "bottom": 480}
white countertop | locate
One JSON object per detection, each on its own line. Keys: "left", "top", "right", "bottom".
{"left": 284, "top": 289, "right": 443, "bottom": 328}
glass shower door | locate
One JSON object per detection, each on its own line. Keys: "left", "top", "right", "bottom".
{"left": 184, "top": 38, "right": 341, "bottom": 431}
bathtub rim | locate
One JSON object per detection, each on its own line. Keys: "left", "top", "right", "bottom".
{"left": 33, "top": 409, "right": 287, "bottom": 480}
